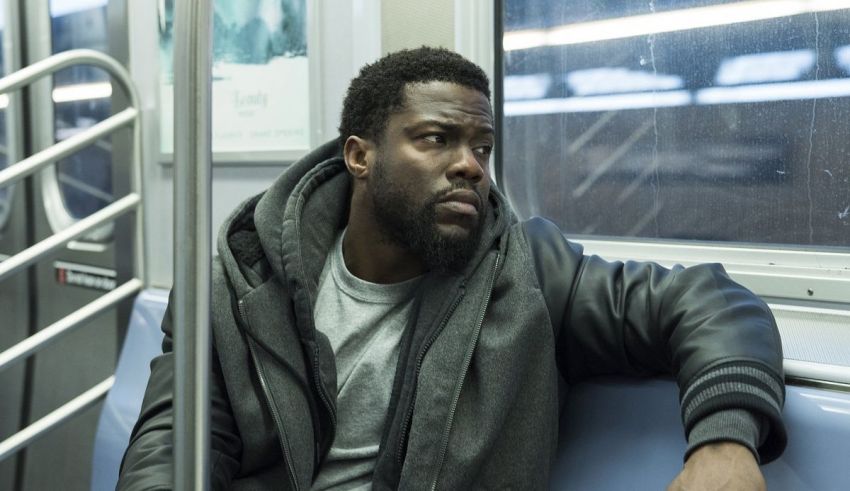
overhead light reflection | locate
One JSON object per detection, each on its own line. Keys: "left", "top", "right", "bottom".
{"left": 696, "top": 78, "right": 850, "bottom": 104}
{"left": 836, "top": 45, "right": 850, "bottom": 74}
{"left": 505, "top": 74, "right": 552, "bottom": 100}
{"left": 715, "top": 50, "right": 816, "bottom": 85}
{"left": 567, "top": 68, "right": 684, "bottom": 96}
{"left": 800, "top": 392, "right": 850, "bottom": 415}
{"left": 821, "top": 406, "right": 850, "bottom": 415}
{"left": 505, "top": 78, "right": 850, "bottom": 116}
{"left": 505, "top": 90, "right": 692, "bottom": 116}
{"left": 49, "top": 0, "right": 108, "bottom": 18}
{"left": 52, "top": 82, "right": 112, "bottom": 103}
{"left": 504, "top": 0, "right": 850, "bottom": 50}
{"left": 0, "top": 82, "right": 113, "bottom": 109}
{"left": 800, "top": 391, "right": 850, "bottom": 403}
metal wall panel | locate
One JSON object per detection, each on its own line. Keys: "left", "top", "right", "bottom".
{"left": 6, "top": 0, "right": 126, "bottom": 489}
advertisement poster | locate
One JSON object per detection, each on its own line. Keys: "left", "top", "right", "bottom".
{"left": 159, "top": 0, "right": 310, "bottom": 158}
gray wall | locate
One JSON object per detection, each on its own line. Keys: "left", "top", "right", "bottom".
{"left": 382, "top": 0, "right": 454, "bottom": 54}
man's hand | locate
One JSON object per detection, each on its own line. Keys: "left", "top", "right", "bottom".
{"left": 667, "top": 442, "right": 766, "bottom": 491}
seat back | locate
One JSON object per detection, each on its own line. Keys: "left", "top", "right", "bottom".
{"left": 90, "top": 289, "right": 167, "bottom": 491}
{"left": 92, "top": 292, "right": 850, "bottom": 490}
{"left": 553, "top": 377, "right": 850, "bottom": 490}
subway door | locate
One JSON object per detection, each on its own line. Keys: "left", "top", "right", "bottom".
{"left": 15, "top": 0, "right": 131, "bottom": 489}
{"left": 0, "top": 0, "right": 30, "bottom": 488}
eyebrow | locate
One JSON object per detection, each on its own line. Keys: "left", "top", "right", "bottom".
{"left": 405, "top": 119, "right": 495, "bottom": 136}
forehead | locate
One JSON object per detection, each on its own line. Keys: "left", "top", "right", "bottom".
{"left": 391, "top": 81, "right": 493, "bottom": 131}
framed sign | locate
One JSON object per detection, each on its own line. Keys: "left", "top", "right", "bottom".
{"left": 158, "top": 0, "right": 314, "bottom": 162}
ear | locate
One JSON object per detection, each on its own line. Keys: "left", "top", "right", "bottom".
{"left": 343, "top": 136, "right": 374, "bottom": 179}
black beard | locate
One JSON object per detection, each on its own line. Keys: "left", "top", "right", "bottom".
{"left": 370, "top": 158, "right": 486, "bottom": 274}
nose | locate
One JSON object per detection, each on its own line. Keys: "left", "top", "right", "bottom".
{"left": 447, "top": 146, "right": 485, "bottom": 183}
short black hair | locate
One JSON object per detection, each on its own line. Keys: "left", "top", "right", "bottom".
{"left": 338, "top": 46, "right": 491, "bottom": 145}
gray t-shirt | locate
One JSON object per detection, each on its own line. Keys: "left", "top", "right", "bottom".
{"left": 311, "top": 232, "right": 421, "bottom": 490}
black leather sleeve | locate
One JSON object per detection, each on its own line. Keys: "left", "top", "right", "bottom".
{"left": 522, "top": 217, "right": 787, "bottom": 463}
{"left": 116, "top": 292, "right": 242, "bottom": 491}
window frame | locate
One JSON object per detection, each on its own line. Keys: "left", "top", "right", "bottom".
{"left": 0, "top": 1, "right": 23, "bottom": 235}
{"left": 33, "top": 0, "right": 113, "bottom": 244}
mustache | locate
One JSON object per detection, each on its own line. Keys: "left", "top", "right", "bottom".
{"left": 431, "top": 182, "right": 484, "bottom": 204}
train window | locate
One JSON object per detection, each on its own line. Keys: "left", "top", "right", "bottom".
{"left": 500, "top": 1, "right": 850, "bottom": 249}
{"left": 44, "top": 0, "right": 113, "bottom": 241}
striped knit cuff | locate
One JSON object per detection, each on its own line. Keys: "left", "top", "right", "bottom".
{"left": 680, "top": 363, "right": 787, "bottom": 463}
{"left": 685, "top": 409, "right": 763, "bottom": 463}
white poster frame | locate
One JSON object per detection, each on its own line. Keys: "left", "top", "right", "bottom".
{"left": 156, "top": 0, "right": 321, "bottom": 165}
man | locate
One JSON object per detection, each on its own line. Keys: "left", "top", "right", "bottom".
{"left": 119, "top": 47, "right": 785, "bottom": 490}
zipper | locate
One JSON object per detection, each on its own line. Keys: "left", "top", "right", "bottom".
{"left": 313, "top": 343, "right": 338, "bottom": 430}
{"left": 238, "top": 300, "right": 300, "bottom": 491}
{"left": 395, "top": 286, "right": 466, "bottom": 466}
{"left": 428, "top": 255, "right": 501, "bottom": 491}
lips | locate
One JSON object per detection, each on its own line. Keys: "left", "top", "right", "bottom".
{"left": 438, "top": 189, "right": 481, "bottom": 216}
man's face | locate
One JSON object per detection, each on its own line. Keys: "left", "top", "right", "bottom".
{"left": 368, "top": 81, "right": 494, "bottom": 272}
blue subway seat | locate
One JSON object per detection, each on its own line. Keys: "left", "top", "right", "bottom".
{"left": 90, "top": 288, "right": 167, "bottom": 491}
{"left": 91, "top": 291, "right": 850, "bottom": 490}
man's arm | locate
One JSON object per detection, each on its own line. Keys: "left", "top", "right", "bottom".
{"left": 522, "top": 217, "right": 786, "bottom": 465}
{"left": 117, "top": 295, "right": 242, "bottom": 491}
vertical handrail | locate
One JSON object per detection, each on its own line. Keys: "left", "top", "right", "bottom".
{"left": 172, "top": 0, "right": 212, "bottom": 489}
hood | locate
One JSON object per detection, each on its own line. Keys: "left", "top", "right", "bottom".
{"left": 216, "top": 139, "right": 517, "bottom": 304}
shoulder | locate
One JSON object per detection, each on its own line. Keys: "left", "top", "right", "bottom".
{"left": 500, "top": 218, "right": 587, "bottom": 330}
{"left": 517, "top": 217, "right": 584, "bottom": 275}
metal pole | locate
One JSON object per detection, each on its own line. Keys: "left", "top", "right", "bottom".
{"left": 493, "top": 0, "right": 505, "bottom": 188}
{"left": 173, "top": 0, "right": 213, "bottom": 489}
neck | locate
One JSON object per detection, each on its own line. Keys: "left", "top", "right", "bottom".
{"left": 343, "top": 196, "right": 425, "bottom": 284}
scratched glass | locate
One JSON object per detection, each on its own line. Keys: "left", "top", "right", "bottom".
{"left": 501, "top": 0, "right": 850, "bottom": 248}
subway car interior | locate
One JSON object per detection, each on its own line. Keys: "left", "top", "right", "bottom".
{"left": 1, "top": 0, "right": 849, "bottom": 489}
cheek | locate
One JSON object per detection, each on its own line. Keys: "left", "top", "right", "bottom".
{"left": 390, "top": 171, "right": 431, "bottom": 206}
{"left": 405, "top": 163, "right": 442, "bottom": 191}
{"left": 381, "top": 154, "right": 446, "bottom": 201}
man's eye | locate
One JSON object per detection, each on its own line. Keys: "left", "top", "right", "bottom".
{"left": 423, "top": 134, "right": 445, "bottom": 144}
{"left": 474, "top": 145, "right": 493, "bottom": 156}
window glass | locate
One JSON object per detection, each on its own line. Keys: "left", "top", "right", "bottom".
{"left": 501, "top": 0, "right": 850, "bottom": 248}
{"left": 49, "top": 0, "right": 113, "bottom": 221}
